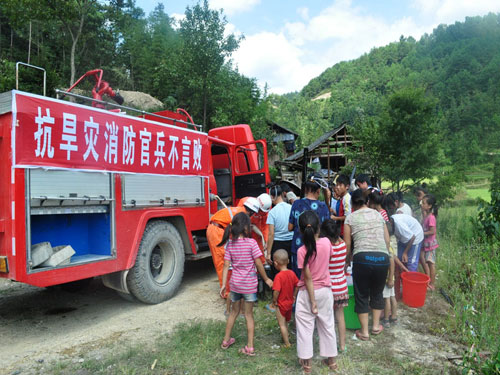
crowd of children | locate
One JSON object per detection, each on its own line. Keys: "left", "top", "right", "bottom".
{"left": 214, "top": 175, "right": 439, "bottom": 373}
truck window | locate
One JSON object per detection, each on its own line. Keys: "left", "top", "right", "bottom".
{"left": 211, "top": 144, "right": 232, "bottom": 204}
{"left": 235, "top": 143, "right": 264, "bottom": 174}
{"left": 211, "top": 145, "right": 230, "bottom": 169}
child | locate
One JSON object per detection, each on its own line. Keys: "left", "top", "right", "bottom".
{"left": 413, "top": 185, "right": 428, "bottom": 221}
{"left": 413, "top": 185, "right": 428, "bottom": 272}
{"left": 330, "top": 174, "right": 351, "bottom": 237}
{"left": 288, "top": 174, "right": 330, "bottom": 278}
{"left": 321, "top": 219, "right": 348, "bottom": 352}
{"left": 377, "top": 192, "right": 408, "bottom": 323}
{"left": 355, "top": 173, "right": 372, "bottom": 190}
{"left": 388, "top": 213, "right": 424, "bottom": 301}
{"left": 420, "top": 194, "right": 439, "bottom": 290}
{"left": 393, "top": 191, "right": 413, "bottom": 216}
{"left": 219, "top": 212, "right": 273, "bottom": 356}
{"left": 368, "top": 188, "right": 389, "bottom": 221}
{"left": 296, "top": 210, "right": 338, "bottom": 373}
{"left": 381, "top": 245, "right": 408, "bottom": 327}
{"left": 327, "top": 182, "right": 339, "bottom": 216}
{"left": 271, "top": 249, "right": 299, "bottom": 347}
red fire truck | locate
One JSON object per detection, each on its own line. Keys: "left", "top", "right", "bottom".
{"left": 0, "top": 67, "right": 270, "bottom": 304}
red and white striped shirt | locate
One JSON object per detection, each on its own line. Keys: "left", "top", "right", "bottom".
{"left": 224, "top": 238, "right": 262, "bottom": 294}
{"left": 380, "top": 209, "right": 389, "bottom": 222}
{"left": 329, "top": 240, "right": 348, "bottom": 296}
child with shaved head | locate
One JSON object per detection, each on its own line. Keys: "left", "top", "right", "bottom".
{"left": 272, "top": 249, "right": 299, "bottom": 347}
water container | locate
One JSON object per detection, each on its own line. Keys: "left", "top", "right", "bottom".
{"left": 343, "top": 285, "right": 361, "bottom": 329}
{"left": 401, "top": 272, "right": 430, "bottom": 308}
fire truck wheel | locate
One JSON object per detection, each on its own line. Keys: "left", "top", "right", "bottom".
{"left": 117, "top": 291, "right": 138, "bottom": 302}
{"left": 127, "top": 221, "right": 185, "bottom": 304}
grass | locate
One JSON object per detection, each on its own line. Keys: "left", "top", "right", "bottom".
{"left": 465, "top": 188, "right": 490, "bottom": 201}
{"left": 438, "top": 204, "right": 500, "bottom": 355}
{"left": 46, "top": 300, "right": 452, "bottom": 375}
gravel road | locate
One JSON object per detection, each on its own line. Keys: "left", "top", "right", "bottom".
{"left": 0, "top": 258, "right": 223, "bottom": 375}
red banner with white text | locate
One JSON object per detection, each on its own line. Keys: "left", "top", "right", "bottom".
{"left": 13, "top": 92, "right": 210, "bottom": 176}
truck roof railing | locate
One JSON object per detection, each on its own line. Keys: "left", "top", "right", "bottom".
{"left": 55, "top": 89, "right": 203, "bottom": 131}
{"left": 16, "top": 62, "right": 47, "bottom": 96}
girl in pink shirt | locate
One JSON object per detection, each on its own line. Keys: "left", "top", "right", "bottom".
{"left": 420, "top": 195, "right": 439, "bottom": 290}
{"left": 219, "top": 212, "right": 273, "bottom": 356}
{"left": 296, "top": 210, "right": 338, "bottom": 373}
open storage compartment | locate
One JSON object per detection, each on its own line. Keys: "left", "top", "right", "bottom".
{"left": 27, "top": 169, "right": 115, "bottom": 271}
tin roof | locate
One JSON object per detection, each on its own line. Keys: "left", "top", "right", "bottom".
{"left": 284, "top": 122, "right": 347, "bottom": 162}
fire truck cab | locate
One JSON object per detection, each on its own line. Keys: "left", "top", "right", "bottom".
{"left": 0, "top": 87, "right": 269, "bottom": 304}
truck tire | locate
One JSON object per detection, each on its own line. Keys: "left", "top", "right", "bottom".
{"left": 117, "top": 291, "right": 138, "bottom": 303}
{"left": 126, "top": 221, "right": 185, "bottom": 304}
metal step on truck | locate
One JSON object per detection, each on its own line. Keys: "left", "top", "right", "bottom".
{"left": 0, "top": 63, "right": 270, "bottom": 303}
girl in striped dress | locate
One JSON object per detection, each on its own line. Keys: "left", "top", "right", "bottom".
{"left": 321, "top": 219, "right": 348, "bottom": 352}
{"left": 219, "top": 212, "right": 273, "bottom": 355}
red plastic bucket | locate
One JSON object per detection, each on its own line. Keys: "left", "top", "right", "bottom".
{"left": 401, "top": 272, "right": 430, "bottom": 308}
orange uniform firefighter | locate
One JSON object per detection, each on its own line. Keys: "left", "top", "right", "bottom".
{"left": 207, "top": 197, "right": 260, "bottom": 287}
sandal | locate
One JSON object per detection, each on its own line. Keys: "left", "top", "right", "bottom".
{"left": 221, "top": 337, "right": 235, "bottom": 349}
{"left": 299, "top": 359, "right": 312, "bottom": 374}
{"left": 239, "top": 345, "right": 255, "bottom": 356}
{"left": 389, "top": 316, "right": 398, "bottom": 325}
{"left": 322, "top": 358, "right": 338, "bottom": 371}
{"left": 382, "top": 318, "right": 390, "bottom": 328}
{"left": 371, "top": 324, "right": 384, "bottom": 335}
{"left": 355, "top": 330, "right": 370, "bottom": 341}
{"left": 265, "top": 303, "right": 276, "bottom": 312}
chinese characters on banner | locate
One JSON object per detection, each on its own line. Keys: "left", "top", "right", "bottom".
{"left": 13, "top": 93, "right": 210, "bottom": 176}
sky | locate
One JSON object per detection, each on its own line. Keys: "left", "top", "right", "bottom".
{"left": 136, "top": 0, "right": 500, "bottom": 94}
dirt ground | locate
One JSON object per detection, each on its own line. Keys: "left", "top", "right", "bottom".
{"left": 0, "top": 258, "right": 224, "bottom": 375}
{"left": 1, "top": 259, "right": 466, "bottom": 375}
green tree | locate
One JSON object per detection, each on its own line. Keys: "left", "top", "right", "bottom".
{"left": 343, "top": 117, "right": 383, "bottom": 180}
{"left": 179, "top": 0, "right": 240, "bottom": 131}
{"left": 43, "top": 0, "right": 98, "bottom": 85}
{"left": 377, "top": 87, "right": 444, "bottom": 191}
{"left": 210, "top": 65, "right": 260, "bottom": 127}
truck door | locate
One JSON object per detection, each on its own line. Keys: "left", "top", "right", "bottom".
{"left": 211, "top": 143, "right": 233, "bottom": 209}
{"left": 232, "top": 140, "right": 270, "bottom": 199}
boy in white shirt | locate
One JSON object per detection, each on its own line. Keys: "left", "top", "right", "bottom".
{"left": 389, "top": 214, "right": 424, "bottom": 301}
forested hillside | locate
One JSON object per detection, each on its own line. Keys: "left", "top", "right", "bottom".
{"left": 0, "top": 0, "right": 269, "bottom": 135}
{"left": 270, "top": 13, "right": 500, "bottom": 166}
{"left": 1, "top": 2, "right": 499, "bottom": 168}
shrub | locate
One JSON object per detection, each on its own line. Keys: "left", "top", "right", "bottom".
{"left": 477, "top": 158, "right": 500, "bottom": 242}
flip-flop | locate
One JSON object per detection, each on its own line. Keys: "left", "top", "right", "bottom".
{"left": 355, "top": 330, "right": 369, "bottom": 341}
{"left": 371, "top": 324, "right": 384, "bottom": 335}
{"left": 299, "top": 359, "right": 312, "bottom": 374}
{"left": 239, "top": 345, "right": 255, "bottom": 356}
{"left": 265, "top": 304, "right": 276, "bottom": 312}
{"left": 221, "top": 337, "right": 235, "bottom": 349}
{"left": 322, "top": 358, "right": 338, "bottom": 371}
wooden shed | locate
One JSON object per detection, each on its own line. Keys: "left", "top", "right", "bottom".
{"left": 276, "top": 122, "right": 354, "bottom": 189}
